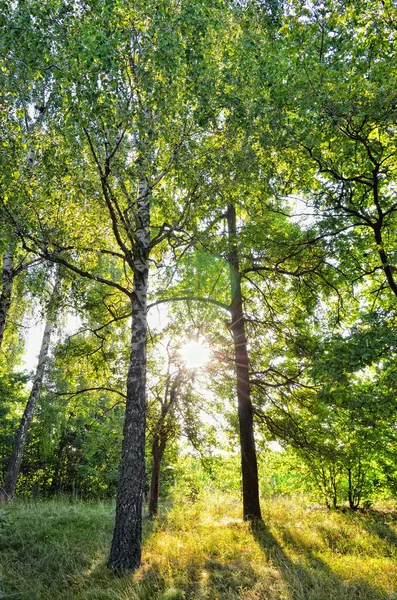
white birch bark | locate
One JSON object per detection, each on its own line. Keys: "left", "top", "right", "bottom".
{"left": 108, "top": 181, "right": 151, "bottom": 571}
{"left": 0, "top": 245, "right": 14, "bottom": 349}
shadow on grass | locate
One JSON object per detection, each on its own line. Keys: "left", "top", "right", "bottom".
{"left": 359, "top": 509, "right": 397, "bottom": 556}
{"left": 135, "top": 555, "right": 264, "bottom": 600}
{"left": 2, "top": 499, "right": 396, "bottom": 600}
{"left": 117, "top": 507, "right": 397, "bottom": 600}
{"left": 0, "top": 501, "right": 117, "bottom": 600}
{"left": 251, "top": 519, "right": 391, "bottom": 600}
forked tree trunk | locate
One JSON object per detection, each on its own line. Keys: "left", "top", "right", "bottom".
{"left": 0, "top": 275, "right": 60, "bottom": 503}
{"left": 148, "top": 372, "right": 180, "bottom": 518}
{"left": 226, "top": 203, "right": 262, "bottom": 521}
{"left": 108, "top": 182, "right": 150, "bottom": 572}
{"left": 0, "top": 245, "right": 14, "bottom": 349}
{"left": 148, "top": 432, "right": 167, "bottom": 518}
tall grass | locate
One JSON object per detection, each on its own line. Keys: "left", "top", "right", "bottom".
{"left": 0, "top": 493, "right": 396, "bottom": 599}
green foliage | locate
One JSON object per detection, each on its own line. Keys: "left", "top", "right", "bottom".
{"left": 2, "top": 0, "right": 397, "bottom": 582}
{"left": 259, "top": 307, "right": 397, "bottom": 508}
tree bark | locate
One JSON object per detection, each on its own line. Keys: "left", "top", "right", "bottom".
{"left": 0, "top": 274, "right": 59, "bottom": 503}
{"left": 0, "top": 245, "right": 14, "bottom": 349}
{"left": 226, "top": 203, "right": 262, "bottom": 521}
{"left": 108, "top": 182, "right": 150, "bottom": 571}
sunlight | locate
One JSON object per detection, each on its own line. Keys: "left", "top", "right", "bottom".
{"left": 180, "top": 340, "right": 211, "bottom": 369}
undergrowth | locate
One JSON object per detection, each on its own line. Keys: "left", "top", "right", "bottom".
{"left": 0, "top": 493, "right": 396, "bottom": 599}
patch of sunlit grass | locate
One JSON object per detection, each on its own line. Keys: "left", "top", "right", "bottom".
{"left": 261, "top": 496, "right": 397, "bottom": 598}
{"left": 0, "top": 493, "right": 396, "bottom": 599}
{"left": 138, "top": 494, "right": 285, "bottom": 599}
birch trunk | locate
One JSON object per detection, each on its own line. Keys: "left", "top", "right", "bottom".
{"left": 108, "top": 182, "right": 150, "bottom": 571}
{"left": 226, "top": 203, "right": 262, "bottom": 521}
{"left": 0, "top": 245, "right": 14, "bottom": 349}
{"left": 0, "top": 275, "right": 60, "bottom": 503}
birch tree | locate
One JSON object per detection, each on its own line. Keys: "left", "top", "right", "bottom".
{"left": 0, "top": 245, "right": 14, "bottom": 349}
{"left": 0, "top": 268, "right": 61, "bottom": 503}
{"left": 3, "top": 0, "right": 232, "bottom": 571}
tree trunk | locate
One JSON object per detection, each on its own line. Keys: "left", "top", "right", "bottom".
{"left": 50, "top": 432, "right": 68, "bottom": 494}
{"left": 331, "top": 469, "right": 338, "bottom": 509}
{"left": 226, "top": 204, "right": 262, "bottom": 521}
{"left": 108, "top": 182, "right": 150, "bottom": 572}
{"left": 148, "top": 432, "right": 167, "bottom": 518}
{"left": 0, "top": 245, "right": 14, "bottom": 349}
{"left": 148, "top": 372, "right": 180, "bottom": 518}
{"left": 0, "top": 276, "right": 59, "bottom": 503}
{"left": 348, "top": 468, "right": 354, "bottom": 509}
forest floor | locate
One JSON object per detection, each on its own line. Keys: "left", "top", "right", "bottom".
{"left": 0, "top": 492, "right": 396, "bottom": 600}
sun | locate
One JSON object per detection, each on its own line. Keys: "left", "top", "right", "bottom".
{"left": 180, "top": 340, "right": 211, "bottom": 369}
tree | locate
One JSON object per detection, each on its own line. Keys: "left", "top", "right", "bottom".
{"left": 279, "top": 0, "right": 397, "bottom": 308}
{"left": 2, "top": 0, "right": 233, "bottom": 571}
{"left": 226, "top": 203, "right": 262, "bottom": 519}
{"left": 0, "top": 245, "right": 14, "bottom": 349}
{"left": 0, "top": 268, "right": 61, "bottom": 503}
{"left": 147, "top": 351, "right": 188, "bottom": 518}
{"left": 255, "top": 307, "right": 397, "bottom": 508}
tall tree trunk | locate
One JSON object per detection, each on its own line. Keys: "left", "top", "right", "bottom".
{"left": 226, "top": 203, "right": 262, "bottom": 521}
{"left": 0, "top": 245, "right": 14, "bottom": 349}
{"left": 0, "top": 274, "right": 59, "bottom": 503}
{"left": 108, "top": 182, "right": 150, "bottom": 572}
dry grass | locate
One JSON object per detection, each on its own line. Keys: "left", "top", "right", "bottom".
{"left": 0, "top": 493, "right": 396, "bottom": 599}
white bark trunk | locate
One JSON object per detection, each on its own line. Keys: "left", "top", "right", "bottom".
{"left": 0, "top": 273, "right": 60, "bottom": 503}
{"left": 0, "top": 245, "right": 14, "bottom": 349}
{"left": 108, "top": 181, "right": 151, "bottom": 571}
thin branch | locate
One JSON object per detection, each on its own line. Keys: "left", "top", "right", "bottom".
{"left": 147, "top": 295, "right": 230, "bottom": 312}
{"left": 56, "top": 386, "right": 127, "bottom": 401}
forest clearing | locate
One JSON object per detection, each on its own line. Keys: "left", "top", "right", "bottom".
{"left": 2, "top": 0, "right": 397, "bottom": 597}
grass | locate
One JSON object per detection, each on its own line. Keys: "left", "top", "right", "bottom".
{"left": 0, "top": 492, "right": 396, "bottom": 599}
